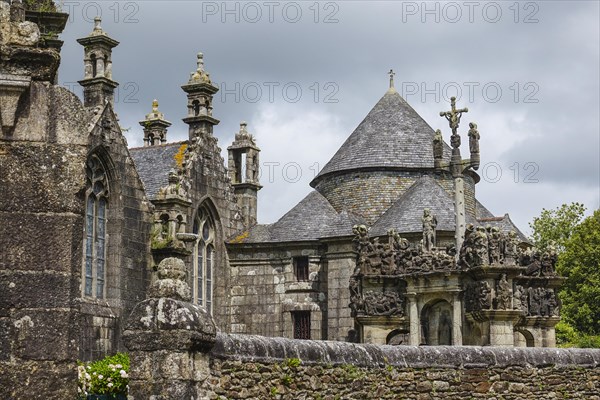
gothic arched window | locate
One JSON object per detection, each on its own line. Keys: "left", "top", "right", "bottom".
{"left": 83, "top": 155, "right": 109, "bottom": 298}
{"left": 193, "top": 208, "right": 214, "bottom": 313}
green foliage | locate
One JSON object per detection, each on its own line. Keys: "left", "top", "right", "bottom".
{"left": 78, "top": 353, "right": 130, "bottom": 397}
{"left": 556, "top": 210, "right": 600, "bottom": 337}
{"left": 285, "top": 357, "right": 302, "bottom": 368}
{"left": 23, "top": 0, "right": 59, "bottom": 12}
{"left": 270, "top": 386, "right": 279, "bottom": 396}
{"left": 281, "top": 374, "right": 293, "bottom": 386}
{"left": 529, "top": 202, "right": 586, "bottom": 252}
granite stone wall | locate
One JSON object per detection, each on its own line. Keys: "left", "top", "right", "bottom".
{"left": 225, "top": 243, "right": 327, "bottom": 339}
{"left": 204, "top": 334, "right": 600, "bottom": 400}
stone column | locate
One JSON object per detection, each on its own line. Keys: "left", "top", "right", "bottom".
{"left": 454, "top": 176, "right": 466, "bottom": 252}
{"left": 452, "top": 292, "right": 463, "bottom": 346}
{"left": 407, "top": 293, "right": 420, "bottom": 346}
{"left": 123, "top": 258, "right": 217, "bottom": 399}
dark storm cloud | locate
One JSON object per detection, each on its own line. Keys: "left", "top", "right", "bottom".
{"left": 56, "top": 0, "right": 599, "bottom": 228}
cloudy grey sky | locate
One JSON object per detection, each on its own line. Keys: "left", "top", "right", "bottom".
{"left": 57, "top": 0, "right": 599, "bottom": 235}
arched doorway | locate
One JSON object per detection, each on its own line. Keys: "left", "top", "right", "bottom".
{"left": 421, "top": 300, "right": 453, "bottom": 345}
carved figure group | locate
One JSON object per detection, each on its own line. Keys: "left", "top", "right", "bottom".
{"left": 359, "top": 291, "right": 404, "bottom": 317}
{"left": 459, "top": 225, "right": 523, "bottom": 269}
{"left": 519, "top": 245, "right": 558, "bottom": 277}
{"left": 524, "top": 287, "right": 559, "bottom": 317}
{"left": 353, "top": 224, "right": 456, "bottom": 277}
{"left": 465, "top": 281, "right": 492, "bottom": 312}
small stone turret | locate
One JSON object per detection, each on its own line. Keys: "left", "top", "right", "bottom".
{"left": 77, "top": 17, "right": 119, "bottom": 108}
{"left": 139, "top": 99, "right": 171, "bottom": 146}
{"left": 227, "top": 122, "right": 262, "bottom": 227}
{"left": 181, "top": 52, "right": 220, "bottom": 139}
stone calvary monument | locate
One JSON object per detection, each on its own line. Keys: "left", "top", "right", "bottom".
{"left": 0, "top": 2, "right": 598, "bottom": 399}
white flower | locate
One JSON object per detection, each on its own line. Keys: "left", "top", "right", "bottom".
{"left": 98, "top": 374, "right": 103, "bottom": 380}
{"left": 116, "top": 364, "right": 122, "bottom": 369}
{"left": 107, "top": 382, "right": 113, "bottom": 388}
{"left": 107, "top": 377, "right": 112, "bottom": 382}
{"left": 120, "top": 370, "right": 128, "bottom": 378}
{"left": 92, "top": 372, "right": 97, "bottom": 376}
{"left": 85, "top": 373, "right": 91, "bottom": 380}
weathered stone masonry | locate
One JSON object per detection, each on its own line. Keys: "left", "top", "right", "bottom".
{"left": 206, "top": 335, "right": 600, "bottom": 400}
{"left": 124, "top": 258, "right": 600, "bottom": 400}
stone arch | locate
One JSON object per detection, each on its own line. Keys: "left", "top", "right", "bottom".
{"left": 515, "top": 329, "right": 535, "bottom": 347}
{"left": 421, "top": 299, "right": 453, "bottom": 345}
{"left": 386, "top": 329, "right": 409, "bottom": 345}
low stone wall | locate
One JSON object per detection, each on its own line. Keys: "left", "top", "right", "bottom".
{"left": 204, "top": 334, "right": 600, "bottom": 399}
{"left": 124, "top": 258, "right": 600, "bottom": 400}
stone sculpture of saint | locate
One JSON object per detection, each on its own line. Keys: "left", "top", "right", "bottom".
{"left": 468, "top": 122, "right": 480, "bottom": 154}
{"left": 496, "top": 273, "right": 512, "bottom": 310}
{"left": 432, "top": 129, "right": 444, "bottom": 160}
{"left": 422, "top": 208, "right": 437, "bottom": 252}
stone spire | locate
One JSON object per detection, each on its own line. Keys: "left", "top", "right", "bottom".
{"left": 181, "top": 52, "right": 220, "bottom": 140}
{"left": 77, "top": 17, "right": 119, "bottom": 108}
{"left": 139, "top": 99, "right": 171, "bottom": 146}
{"left": 227, "top": 122, "right": 262, "bottom": 227}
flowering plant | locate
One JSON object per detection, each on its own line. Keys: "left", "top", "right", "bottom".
{"left": 78, "top": 352, "right": 130, "bottom": 398}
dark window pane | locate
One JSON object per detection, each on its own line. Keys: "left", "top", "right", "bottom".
{"left": 202, "top": 222, "right": 210, "bottom": 241}
{"left": 294, "top": 256, "right": 309, "bottom": 282}
{"left": 292, "top": 311, "right": 311, "bottom": 340}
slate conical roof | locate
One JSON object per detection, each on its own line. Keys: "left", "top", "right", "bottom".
{"left": 311, "top": 88, "right": 451, "bottom": 186}
{"left": 369, "top": 176, "right": 475, "bottom": 236}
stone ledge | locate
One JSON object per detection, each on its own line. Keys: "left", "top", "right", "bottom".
{"left": 210, "top": 333, "right": 600, "bottom": 369}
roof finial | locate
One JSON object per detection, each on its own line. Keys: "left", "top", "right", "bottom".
{"left": 197, "top": 52, "right": 204, "bottom": 72}
{"left": 93, "top": 17, "right": 102, "bottom": 31}
{"left": 388, "top": 69, "right": 396, "bottom": 89}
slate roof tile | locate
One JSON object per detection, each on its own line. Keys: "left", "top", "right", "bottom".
{"left": 311, "top": 89, "right": 452, "bottom": 186}
{"left": 130, "top": 142, "right": 187, "bottom": 199}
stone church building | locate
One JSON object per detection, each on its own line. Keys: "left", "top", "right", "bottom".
{"left": 0, "top": 3, "right": 563, "bottom": 388}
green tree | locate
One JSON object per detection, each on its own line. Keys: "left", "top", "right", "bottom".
{"left": 529, "top": 202, "right": 586, "bottom": 252}
{"left": 557, "top": 209, "right": 600, "bottom": 337}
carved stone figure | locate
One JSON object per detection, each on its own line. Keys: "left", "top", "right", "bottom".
{"left": 513, "top": 285, "right": 524, "bottom": 311}
{"left": 502, "top": 231, "right": 518, "bottom": 265}
{"left": 459, "top": 223, "right": 476, "bottom": 269}
{"left": 540, "top": 244, "right": 558, "bottom": 276}
{"left": 528, "top": 287, "right": 542, "bottom": 316}
{"left": 432, "top": 129, "right": 444, "bottom": 160}
{"left": 157, "top": 169, "right": 188, "bottom": 200}
{"left": 468, "top": 122, "right": 480, "bottom": 154}
{"left": 473, "top": 226, "right": 489, "bottom": 266}
{"left": 348, "top": 274, "right": 362, "bottom": 317}
{"left": 495, "top": 274, "right": 512, "bottom": 310}
{"left": 450, "top": 133, "right": 461, "bottom": 150}
{"left": 523, "top": 248, "right": 543, "bottom": 277}
{"left": 488, "top": 226, "right": 501, "bottom": 264}
{"left": 422, "top": 208, "right": 437, "bottom": 252}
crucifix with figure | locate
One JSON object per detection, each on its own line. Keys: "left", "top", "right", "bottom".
{"left": 440, "top": 96, "right": 468, "bottom": 136}
{"left": 434, "top": 96, "right": 477, "bottom": 257}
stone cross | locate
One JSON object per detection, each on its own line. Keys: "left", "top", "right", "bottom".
{"left": 388, "top": 69, "right": 395, "bottom": 89}
{"left": 440, "top": 96, "right": 468, "bottom": 137}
